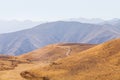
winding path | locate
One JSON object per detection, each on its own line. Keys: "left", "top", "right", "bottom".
{"left": 65, "top": 47, "right": 72, "bottom": 56}
{"left": 57, "top": 46, "right": 72, "bottom": 56}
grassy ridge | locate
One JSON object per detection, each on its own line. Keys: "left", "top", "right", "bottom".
{"left": 21, "top": 39, "right": 120, "bottom": 80}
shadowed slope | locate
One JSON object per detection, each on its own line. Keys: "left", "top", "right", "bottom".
{"left": 21, "top": 38, "right": 120, "bottom": 80}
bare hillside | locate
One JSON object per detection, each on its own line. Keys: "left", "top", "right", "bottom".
{"left": 19, "top": 43, "right": 95, "bottom": 62}
{"left": 21, "top": 39, "right": 120, "bottom": 80}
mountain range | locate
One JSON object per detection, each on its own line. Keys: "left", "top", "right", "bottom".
{"left": 0, "top": 19, "right": 120, "bottom": 55}
{"left": 0, "top": 19, "right": 120, "bottom": 80}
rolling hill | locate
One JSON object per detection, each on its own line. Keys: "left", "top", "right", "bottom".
{"left": 0, "top": 21, "right": 120, "bottom": 55}
{"left": 19, "top": 43, "right": 95, "bottom": 62}
{"left": 21, "top": 38, "right": 120, "bottom": 80}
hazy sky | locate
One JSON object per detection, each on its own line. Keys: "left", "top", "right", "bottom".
{"left": 0, "top": 0, "right": 120, "bottom": 21}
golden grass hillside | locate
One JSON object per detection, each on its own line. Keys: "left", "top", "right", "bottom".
{"left": 21, "top": 39, "right": 120, "bottom": 80}
{"left": 19, "top": 43, "right": 95, "bottom": 62}
{"left": 0, "top": 55, "right": 31, "bottom": 71}
{"left": 0, "top": 43, "right": 95, "bottom": 80}
{"left": 0, "top": 55, "right": 17, "bottom": 70}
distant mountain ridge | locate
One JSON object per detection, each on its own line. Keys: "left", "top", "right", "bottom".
{"left": 0, "top": 20, "right": 41, "bottom": 33}
{"left": 0, "top": 21, "right": 120, "bottom": 55}
{"left": 65, "top": 18, "right": 105, "bottom": 24}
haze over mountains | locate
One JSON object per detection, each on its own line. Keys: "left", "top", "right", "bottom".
{"left": 0, "top": 18, "right": 120, "bottom": 55}
{"left": 0, "top": 20, "right": 41, "bottom": 33}
{"left": 65, "top": 18, "right": 105, "bottom": 24}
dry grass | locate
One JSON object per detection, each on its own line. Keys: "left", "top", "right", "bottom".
{"left": 0, "top": 43, "right": 94, "bottom": 80}
{"left": 0, "top": 63, "right": 36, "bottom": 80}
{"left": 19, "top": 43, "right": 95, "bottom": 62}
{"left": 0, "top": 55, "right": 32, "bottom": 71}
{"left": 0, "top": 60, "right": 49, "bottom": 80}
{"left": 0, "top": 55, "right": 37, "bottom": 80}
{"left": 0, "top": 55, "right": 18, "bottom": 71}
{"left": 21, "top": 39, "right": 120, "bottom": 80}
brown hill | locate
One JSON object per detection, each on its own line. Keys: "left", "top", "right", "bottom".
{"left": 21, "top": 39, "right": 120, "bottom": 80}
{"left": 19, "top": 43, "right": 95, "bottom": 62}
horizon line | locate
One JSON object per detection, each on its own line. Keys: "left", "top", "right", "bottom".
{"left": 0, "top": 17, "right": 119, "bottom": 22}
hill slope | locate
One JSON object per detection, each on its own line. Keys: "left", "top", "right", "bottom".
{"left": 19, "top": 43, "right": 95, "bottom": 62}
{"left": 0, "top": 21, "right": 120, "bottom": 55}
{"left": 0, "top": 43, "right": 95, "bottom": 80}
{"left": 21, "top": 38, "right": 120, "bottom": 80}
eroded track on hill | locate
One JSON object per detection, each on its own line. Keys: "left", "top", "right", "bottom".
{"left": 57, "top": 46, "right": 72, "bottom": 56}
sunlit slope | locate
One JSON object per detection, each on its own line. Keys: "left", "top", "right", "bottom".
{"left": 19, "top": 43, "right": 95, "bottom": 62}
{"left": 0, "top": 55, "right": 29, "bottom": 71}
{"left": 21, "top": 38, "right": 120, "bottom": 80}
